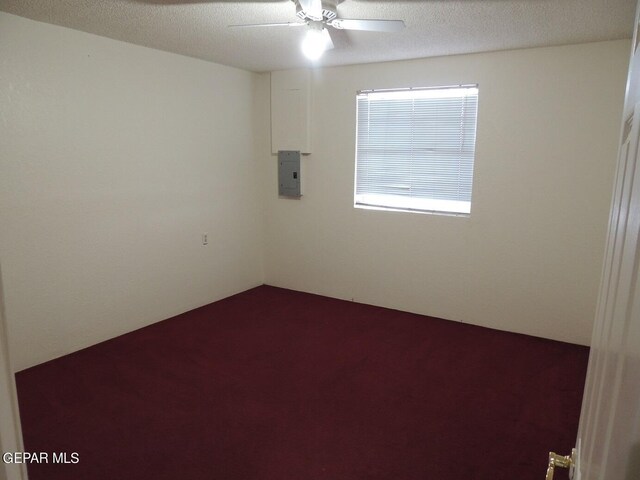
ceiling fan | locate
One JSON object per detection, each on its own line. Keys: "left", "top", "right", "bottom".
{"left": 229, "top": 0, "right": 406, "bottom": 60}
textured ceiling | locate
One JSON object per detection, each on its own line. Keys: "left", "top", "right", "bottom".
{"left": 0, "top": 0, "right": 636, "bottom": 72}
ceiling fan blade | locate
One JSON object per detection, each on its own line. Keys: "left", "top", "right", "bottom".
{"left": 323, "top": 28, "right": 335, "bottom": 51}
{"left": 228, "top": 22, "right": 307, "bottom": 28}
{"left": 329, "top": 19, "right": 406, "bottom": 32}
{"left": 299, "top": 0, "right": 323, "bottom": 21}
{"left": 326, "top": 27, "right": 350, "bottom": 49}
{"left": 133, "top": 0, "right": 289, "bottom": 4}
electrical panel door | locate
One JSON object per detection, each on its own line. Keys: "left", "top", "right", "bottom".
{"left": 278, "top": 150, "right": 301, "bottom": 197}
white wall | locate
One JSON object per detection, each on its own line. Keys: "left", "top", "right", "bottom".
{"left": 0, "top": 11, "right": 629, "bottom": 372}
{"left": 261, "top": 41, "right": 630, "bottom": 346}
{"left": 0, "top": 13, "right": 265, "bottom": 370}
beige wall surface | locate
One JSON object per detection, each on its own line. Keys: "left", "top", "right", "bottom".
{"left": 0, "top": 9, "right": 630, "bottom": 371}
{"left": 261, "top": 41, "right": 630, "bottom": 346}
{"left": 0, "top": 13, "right": 265, "bottom": 370}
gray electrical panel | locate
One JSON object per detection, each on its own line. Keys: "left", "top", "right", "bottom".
{"left": 278, "top": 150, "right": 301, "bottom": 197}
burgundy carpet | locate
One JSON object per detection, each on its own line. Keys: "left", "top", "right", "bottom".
{"left": 15, "top": 285, "right": 587, "bottom": 480}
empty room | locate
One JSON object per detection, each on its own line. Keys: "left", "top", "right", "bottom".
{"left": 2, "top": 0, "right": 640, "bottom": 479}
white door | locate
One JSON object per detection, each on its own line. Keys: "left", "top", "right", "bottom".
{"left": 572, "top": 3, "right": 640, "bottom": 480}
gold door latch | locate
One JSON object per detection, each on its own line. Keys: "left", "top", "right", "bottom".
{"left": 545, "top": 448, "right": 576, "bottom": 480}
{"left": 545, "top": 449, "right": 576, "bottom": 480}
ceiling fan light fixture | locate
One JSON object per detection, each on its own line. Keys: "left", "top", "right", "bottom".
{"left": 301, "top": 26, "right": 330, "bottom": 61}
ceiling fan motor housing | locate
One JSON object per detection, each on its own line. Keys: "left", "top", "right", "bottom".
{"left": 295, "top": 0, "right": 338, "bottom": 22}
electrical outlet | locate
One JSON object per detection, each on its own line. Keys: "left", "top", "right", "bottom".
{"left": 202, "top": 233, "right": 208, "bottom": 245}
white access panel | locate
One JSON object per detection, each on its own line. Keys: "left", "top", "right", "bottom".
{"left": 271, "top": 69, "right": 312, "bottom": 154}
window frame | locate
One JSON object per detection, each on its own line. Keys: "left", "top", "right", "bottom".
{"left": 353, "top": 84, "right": 479, "bottom": 217}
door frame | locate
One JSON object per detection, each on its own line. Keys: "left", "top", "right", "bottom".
{"left": 0, "top": 264, "right": 28, "bottom": 480}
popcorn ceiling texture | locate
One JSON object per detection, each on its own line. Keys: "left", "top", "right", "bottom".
{"left": 0, "top": 0, "right": 635, "bottom": 72}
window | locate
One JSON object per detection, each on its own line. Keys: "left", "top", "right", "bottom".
{"left": 354, "top": 85, "right": 479, "bottom": 215}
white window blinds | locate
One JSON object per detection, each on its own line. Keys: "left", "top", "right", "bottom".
{"left": 354, "top": 85, "right": 479, "bottom": 215}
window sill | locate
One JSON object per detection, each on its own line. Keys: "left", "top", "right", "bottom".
{"left": 354, "top": 203, "right": 471, "bottom": 218}
{"left": 354, "top": 194, "right": 471, "bottom": 217}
